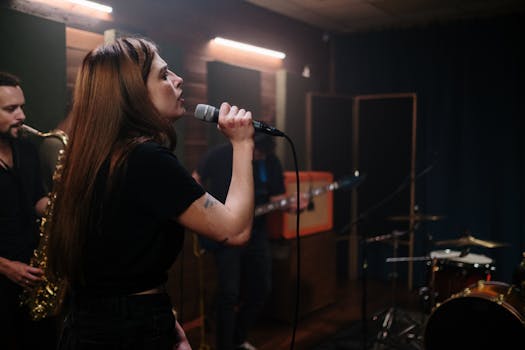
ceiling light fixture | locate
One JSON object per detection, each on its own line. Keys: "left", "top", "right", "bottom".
{"left": 67, "top": 0, "right": 112, "bottom": 13}
{"left": 213, "top": 37, "right": 285, "bottom": 59}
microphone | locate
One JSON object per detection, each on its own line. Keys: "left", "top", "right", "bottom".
{"left": 194, "top": 104, "right": 285, "bottom": 137}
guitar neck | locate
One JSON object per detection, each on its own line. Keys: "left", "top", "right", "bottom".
{"left": 254, "top": 182, "right": 341, "bottom": 217}
{"left": 254, "top": 198, "right": 289, "bottom": 217}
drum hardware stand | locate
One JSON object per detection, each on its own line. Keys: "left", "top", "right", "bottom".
{"left": 370, "top": 255, "right": 433, "bottom": 350}
{"left": 417, "top": 234, "right": 443, "bottom": 313}
{"left": 353, "top": 230, "right": 407, "bottom": 350}
{"left": 425, "top": 257, "right": 438, "bottom": 312}
{"left": 370, "top": 235, "right": 425, "bottom": 350}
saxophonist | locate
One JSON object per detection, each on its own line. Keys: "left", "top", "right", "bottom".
{"left": 0, "top": 72, "right": 57, "bottom": 349}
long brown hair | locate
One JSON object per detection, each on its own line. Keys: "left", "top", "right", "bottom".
{"left": 47, "top": 37, "right": 177, "bottom": 285}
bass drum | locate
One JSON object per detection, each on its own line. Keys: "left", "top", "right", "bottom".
{"left": 424, "top": 281, "right": 525, "bottom": 349}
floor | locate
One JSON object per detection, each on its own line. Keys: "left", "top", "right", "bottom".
{"left": 185, "top": 278, "right": 428, "bottom": 350}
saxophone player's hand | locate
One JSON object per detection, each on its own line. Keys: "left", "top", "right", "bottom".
{"left": 35, "top": 196, "right": 49, "bottom": 217}
{"left": 0, "top": 257, "right": 44, "bottom": 288}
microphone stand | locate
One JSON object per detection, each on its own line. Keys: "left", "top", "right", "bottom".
{"left": 339, "top": 160, "right": 436, "bottom": 350}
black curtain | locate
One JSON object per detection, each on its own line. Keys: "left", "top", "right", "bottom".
{"left": 334, "top": 14, "right": 525, "bottom": 285}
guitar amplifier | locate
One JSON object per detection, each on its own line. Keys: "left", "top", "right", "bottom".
{"left": 267, "top": 171, "right": 334, "bottom": 239}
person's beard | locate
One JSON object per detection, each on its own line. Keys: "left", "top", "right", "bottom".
{"left": 0, "top": 125, "right": 20, "bottom": 140}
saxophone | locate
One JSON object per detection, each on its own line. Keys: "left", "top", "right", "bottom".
{"left": 19, "top": 124, "right": 69, "bottom": 321}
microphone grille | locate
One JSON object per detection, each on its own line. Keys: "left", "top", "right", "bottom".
{"left": 194, "top": 104, "right": 217, "bottom": 122}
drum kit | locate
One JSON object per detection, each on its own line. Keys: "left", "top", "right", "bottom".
{"left": 370, "top": 214, "right": 525, "bottom": 349}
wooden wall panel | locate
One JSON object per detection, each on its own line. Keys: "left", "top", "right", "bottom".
{"left": 7, "top": 0, "right": 328, "bottom": 170}
{"left": 65, "top": 27, "right": 103, "bottom": 110}
{"left": 66, "top": 27, "right": 103, "bottom": 51}
{"left": 206, "top": 61, "right": 261, "bottom": 147}
{"left": 3, "top": 2, "right": 330, "bottom": 341}
{"left": 276, "top": 71, "right": 320, "bottom": 171}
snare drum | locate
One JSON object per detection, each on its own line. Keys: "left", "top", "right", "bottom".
{"left": 424, "top": 281, "right": 525, "bottom": 349}
{"left": 428, "top": 250, "right": 495, "bottom": 301}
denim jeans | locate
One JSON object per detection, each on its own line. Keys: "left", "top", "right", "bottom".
{"left": 59, "top": 293, "right": 175, "bottom": 350}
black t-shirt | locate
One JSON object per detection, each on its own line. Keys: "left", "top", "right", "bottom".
{"left": 0, "top": 138, "right": 45, "bottom": 262}
{"left": 79, "top": 142, "right": 205, "bottom": 296}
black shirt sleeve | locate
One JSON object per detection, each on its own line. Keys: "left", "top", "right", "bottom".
{"left": 127, "top": 142, "right": 205, "bottom": 220}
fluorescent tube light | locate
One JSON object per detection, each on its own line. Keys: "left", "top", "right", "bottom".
{"left": 67, "top": 0, "right": 112, "bottom": 13}
{"left": 213, "top": 37, "right": 285, "bottom": 59}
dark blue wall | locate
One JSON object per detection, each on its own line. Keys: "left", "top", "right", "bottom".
{"left": 334, "top": 14, "right": 525, "bottom": 286}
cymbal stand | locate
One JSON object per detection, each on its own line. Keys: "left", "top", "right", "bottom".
{"left": 372, "top": 250, "right": 425, "bottom": 349}
{"left": 359, "top": 230, "right": 418, "bottom": 349}
{"left": 374, "top": 235, "right": 399, "bottom": 344}
{"left": 359, "top": 230, "right": 406, "bottom": 350}
{"left": 372, "top": 236, "right": 403, "bottom": 349}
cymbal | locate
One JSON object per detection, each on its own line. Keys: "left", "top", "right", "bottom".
{"left": 386, "top": 214, "right": 445, "bottom": 222}
{"left": 434, "top": 235, "right": 510, "bottom": 248}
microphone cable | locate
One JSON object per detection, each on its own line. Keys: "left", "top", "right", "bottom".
{"left": 281, "top": 133, "right": 301, "bottom": 350}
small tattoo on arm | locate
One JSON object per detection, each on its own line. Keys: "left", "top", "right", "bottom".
{"left": 203, "top": 195, "right": 226, "bottom": 244}
{"left": 204, "top": 195, "right": 217, "bottom": 209}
